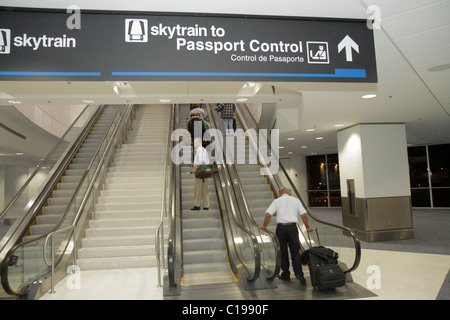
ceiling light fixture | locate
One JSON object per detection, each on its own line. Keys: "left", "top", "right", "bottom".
{"left": 306, "top": 128, "right": 315, "bottom": 132}
{"left": 159, "top": 99, "right": 171, "bottom": 103}
{"left": 316, "top": 137, "right": 324, "bottom": 140}
{"left": 362, "top": 94, "right": 376, "bottom": 99}
{"left": 8, "top": 100, "right": 22, "bottom": 104}
{"left": 335, "top": 124, "right": 344, "bottom": 127}
{"left": 82, "top": 99, "right": 94, "bottom": 104}
{"left": 287, "top": 137, "right": 295, "bottom": 141}
{"left": 427, "top": 64, "right": 450, "bottom": 72}
{"left": 237, "top": 98, "right": 248, "bottom": 102}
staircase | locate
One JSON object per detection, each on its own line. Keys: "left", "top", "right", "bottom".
{"left": 77, "top": 105, "right": 170, "bottom": 270}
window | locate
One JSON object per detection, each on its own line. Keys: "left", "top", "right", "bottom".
{"left": 408, "top": 144, "right": 450, "bottom": 208}
{"left": 307, "top": 154, "right": 341, "bottom": 207}
{"left": 429, "top": 144, "right": 450, "bottom": 207}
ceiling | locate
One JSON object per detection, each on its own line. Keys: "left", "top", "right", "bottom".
{"left": 0, "top": 0, "right": 449, "bottom": 165}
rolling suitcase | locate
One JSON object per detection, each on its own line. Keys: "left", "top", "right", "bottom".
{"left": 302, "top": 229, "right": 346, "bottom": 290}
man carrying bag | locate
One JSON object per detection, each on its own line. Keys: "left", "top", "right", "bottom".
{"left": 191, "top": 137, "right": 211, "bottom": 211}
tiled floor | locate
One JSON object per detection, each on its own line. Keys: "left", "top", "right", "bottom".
{"left": 40, "top": 208, "right": 449, "bottom": 300}
{"left": 40, "top": 267, "right": 163, "bottom": 300}
{"left": 39, "top": 248, "right": 449, "bottom": 300}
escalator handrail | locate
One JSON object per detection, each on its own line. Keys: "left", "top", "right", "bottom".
{"left": 226, "top": 160, "right": 281, "bottom": 281}
{"left": 207, "top": 104, "right": 279, "bottom": 281}
{"left": 1, "top": 105, "right": 133, "bottom": 296}
{"left": 0, "top": 105, "right": 105, "bottom": 267}
{"left": 42, "top": 105, "right": 133, "bottom": 261}
{"left": 167, "top": 104, "right": 182, "bottom": 288}
{"left": 205, "top": 104, "right": 261, "bottom": 282}
{"left": 155, "top": 104, "right": 174, "bottom": 287}
{"left": 0, "top": 104, "right": 97, "bottom": 221}
{"left": 235, "top": 104, "right": 361, "bottom": 274}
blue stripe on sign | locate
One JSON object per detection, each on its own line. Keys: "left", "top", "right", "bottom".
{"left": 0, "top": 71, "right": 101, "bottom": 76}
{"left": 0, "top": 69, "right": 366, "bottom": 79}
{"left": 111, "top": 69, "right": 367, "bottom": 79}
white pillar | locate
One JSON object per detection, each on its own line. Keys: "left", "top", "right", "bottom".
{"left": 337, "top": 123, "right": 413, "bottom": 241}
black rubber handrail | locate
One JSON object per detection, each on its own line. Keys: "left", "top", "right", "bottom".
{"left": 205, "top": 104, "right": 262, "bottom": 282}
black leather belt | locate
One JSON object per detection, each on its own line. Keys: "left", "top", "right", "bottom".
{"left": 277, "top": 222, "right": 296, "bottom": 226}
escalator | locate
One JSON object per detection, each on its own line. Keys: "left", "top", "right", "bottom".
{"left": 165, "top": 104, "right": 266, "bottom": 296}
{"left": 233, "top": 103, "right": 361, "bottom": 277}
{"left": 0, "top": 104, "right": 133, "bottom": 298}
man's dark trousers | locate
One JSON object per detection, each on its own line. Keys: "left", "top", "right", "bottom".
{"left": 276, "top": 223, "right": 303, "bottom": 278}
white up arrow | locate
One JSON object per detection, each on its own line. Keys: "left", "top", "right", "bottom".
{"left": 338, "top": 35, "right": 359, "bottom": 62}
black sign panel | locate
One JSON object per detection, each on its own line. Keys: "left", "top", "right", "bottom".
{"left": 0, "top": 9, "right": 377, "bottom": 82}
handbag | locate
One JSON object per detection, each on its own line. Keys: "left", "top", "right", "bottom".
{"left": 194, "top": 163, "right": 218, "bottom": 179}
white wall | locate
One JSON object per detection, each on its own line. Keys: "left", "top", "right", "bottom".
{"left": 280, "top": 156, "right": 308, "bottom": 204}
{"left": 15, "top": 105, "right": 86, "bottom": 138}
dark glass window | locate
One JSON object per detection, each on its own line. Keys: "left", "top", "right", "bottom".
{"left": 307, "top": 155, "right": 327, "bottom": 191}
{"left": 428, "top": 144, "right": 450, "bottom": 188}
{"left": 327, "top": 154, "right": 340, "bottom": 190}
{"left": 411, "top": 189, "right": 431, "bottom": 207}
{"left": 307, "top": 154, "right": 341, "bottom": 207}
{"left": 408, "top": 146, "right": 428, "bottom": 188}
{"left": 407, "top": 144, "right": 450, "bottom": 208}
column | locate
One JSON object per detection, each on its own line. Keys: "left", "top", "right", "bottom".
{"left": 337, "top": 123, "right": 413, "bottom": 241}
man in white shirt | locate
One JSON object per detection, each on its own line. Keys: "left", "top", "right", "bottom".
{"left": 191, "top": 137, "right": 210, "bottom": 210}
{"left": 259, "top": 188, "right": 313, "bottom": 284}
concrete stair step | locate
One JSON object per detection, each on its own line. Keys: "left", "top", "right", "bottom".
{"left": 77, "top": 256, "right": 157, "bottom": 270}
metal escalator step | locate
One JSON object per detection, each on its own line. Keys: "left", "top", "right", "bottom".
{"left": 42, "top": 205, "right": 66, "bottom": 214}
{"left": 36, "top": 214, "right": 63, "bottom": 225}
{"left": 183, "top": 249, "right": 229, "bottom": 264}
{"left": 47, "top": 197, "right": 71, "bottom": 206}
{"left": 183, "top": 227, "right": 224, "bottom": 240}
{"left": 29, "top": 223, "right": 56, "bottom": 235}
{"left": 183, "top": 238, "right": 225, "bottom": 251}
{"left": 182, "top": 270, "right": 236, "bottom": 286}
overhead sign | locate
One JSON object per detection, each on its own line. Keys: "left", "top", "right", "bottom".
{"left": 0, "top": 9, "right": 377, "bottom": 82}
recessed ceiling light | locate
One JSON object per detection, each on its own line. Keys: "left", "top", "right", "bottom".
{"left": 287, "top": 137, "right": 295, "bottom": 141}
{"left": 82, "top": 99, "right": 94, "bottom": 103}
{"left": 279, "top": 146, "right": 285, "bottom": 149}
{"left": 159, "top": 99, "right": 171, "bottom": 103}
{"left": 362, "top": 94, "right": 376, "bottom": 99}
{"left": 316, "top": 137, "right": 324, "bottom": 140}
{"left": 16, "top": 152, "right": 23, "bottom": 156}
{"left": 237, "top": 98, "right": 248, "bottom": 102}
{"left": 335, "top": 124, "right": 344, "bottom": 127}
{"left": 288, "top": 152, "right": 293, "bottom": 155}
{"left": 301, "top": 146, "right": 308, "bottom": 149}
{"left": 306, "top": 128, "right": 315, "bottom": 132}
{"left": 8, "top": 100, "right": 22, "bottom": 104}
{"left": 427, "top": 64, "right": 450, "bottom": 72}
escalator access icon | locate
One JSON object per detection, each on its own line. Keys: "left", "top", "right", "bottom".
{"left": 125, "top": 19, "right": 148, "bottom": 43}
